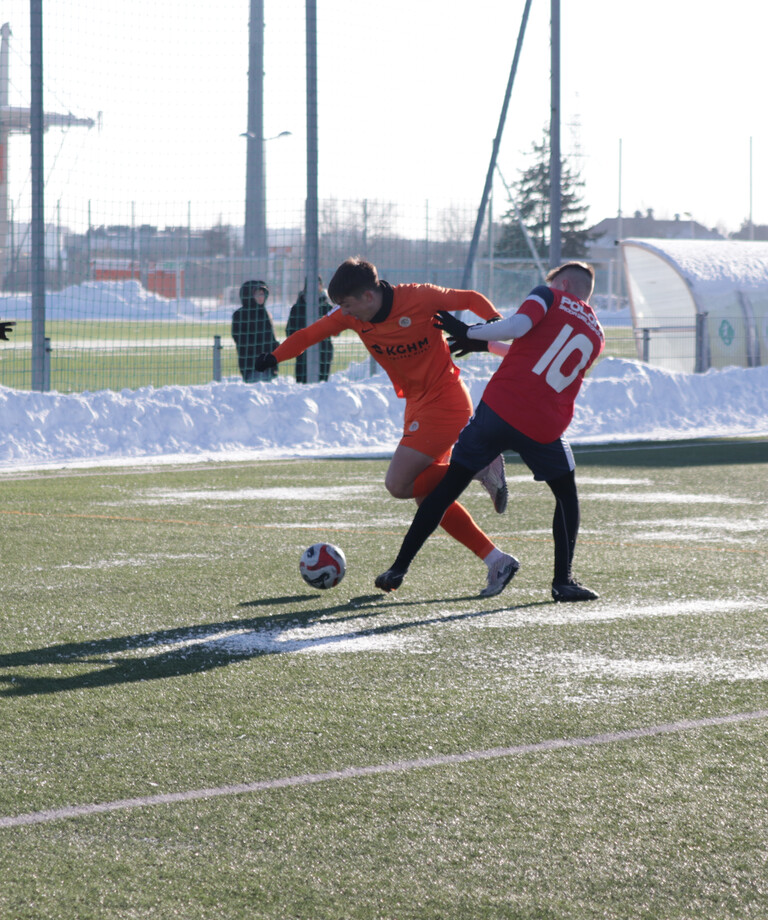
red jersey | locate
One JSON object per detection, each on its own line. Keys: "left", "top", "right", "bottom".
{"left": 272, "top": 281, "right": 500, "bottom": 405}
{"left": 481, "top": 285, "right": 605, "bottom": 443}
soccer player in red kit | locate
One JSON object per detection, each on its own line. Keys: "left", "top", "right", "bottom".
{"left": 375, "top": 261, "right": 606, "bottom": 602}
{"left": 254, "top": 257, "right": 517, "bottom": 597}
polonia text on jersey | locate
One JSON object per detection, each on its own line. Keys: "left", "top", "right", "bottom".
{"left": 558, "top": 295, "right": 604, "bottom": 338}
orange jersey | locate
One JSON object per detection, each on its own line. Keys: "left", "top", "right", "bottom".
{"left": 272, "top": 281, "right": 500, "bottom": 403}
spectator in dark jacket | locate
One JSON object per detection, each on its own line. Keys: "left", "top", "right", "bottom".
{"left": 286, "top": 276, "right": 334, "bottom": 382}
{"left": 232, "top": 280, "right": 279, "bottom": 382}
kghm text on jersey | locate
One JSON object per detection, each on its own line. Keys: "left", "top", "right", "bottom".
{"left": 370, "top": 336, "right": 430, "bottom": 359}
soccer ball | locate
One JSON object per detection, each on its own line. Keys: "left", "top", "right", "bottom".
{"left": 299, "top": 542, "right": 346, "bottom": 590}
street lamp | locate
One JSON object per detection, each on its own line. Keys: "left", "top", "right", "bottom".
{"left": 241, "top": 130, "right": 291, "bottom": 141}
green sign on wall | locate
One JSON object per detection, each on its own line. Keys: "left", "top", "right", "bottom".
{"left": 718, "top": 319, "right": 735, "bottom": 346}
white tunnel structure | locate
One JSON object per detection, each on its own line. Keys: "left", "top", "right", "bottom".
{"left": 620, "top": 239, "right": 768, "bottom": 372}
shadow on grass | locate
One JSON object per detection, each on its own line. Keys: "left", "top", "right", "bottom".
{"left": 0, "top": 593, "right": 551, "bottom": 697}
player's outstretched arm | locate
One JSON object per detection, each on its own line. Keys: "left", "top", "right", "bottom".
{"left": 466, "top": 312, "right": 533, "bottom": 342}
{"left": 272, "top": 313, "right": 340, "bottom": 364}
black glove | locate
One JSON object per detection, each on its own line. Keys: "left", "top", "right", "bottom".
{"left": 434, "top": 310, "right": 469, "bottom": 339}
{"left": 434, "top": 310, "right": 489, "bottom": 357}
{"left": 254, "top": 352, "right": 278, "bottom": 372}
{"left": 447, "top": 335, "right": 490, "bottom": 358}
{"left": 0, "top": 321, "right": 15, "bottom": 341}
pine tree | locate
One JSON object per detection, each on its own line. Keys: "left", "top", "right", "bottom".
{"left": 496, "top": 131, "right": 592, "bottom": 259}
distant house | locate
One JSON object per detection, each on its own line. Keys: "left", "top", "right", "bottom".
{"left": 587, "top": 209, "right": 724, "bottom": 267}
{"left": 730, "top": 223, "right": 768, "bottom": 242}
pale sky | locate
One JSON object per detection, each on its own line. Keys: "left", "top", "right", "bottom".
{"left": 2, "top": 0, "right": 766, "bottom": 236}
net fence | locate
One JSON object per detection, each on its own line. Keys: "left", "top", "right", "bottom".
{"left": 0, "top": 1, "right": 634, "bottom": 393}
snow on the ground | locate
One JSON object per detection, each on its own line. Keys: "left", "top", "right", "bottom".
{"left": 0, "top": 353, "right": 766, "bottom": 473}
{"left": 0, "top": 280, "right": 204, "bottom": 321}
{"left": 0, "top": 283, "right": 765, "bottom": 472}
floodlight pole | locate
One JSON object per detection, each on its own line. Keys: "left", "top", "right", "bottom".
{"left": 749, "top": 137, "right": 754, "bottom": 240}
{"left": 461, "top": 0, "right": 532, "bottom": 290}
{"left": 244, "top": 0, "right": 267, "bottom": 262}
{"left": 30, "top": 0, "right": 46, "bottom": 391}
{"left": 304, "top": 0, "right": 320, "bottom": 383}
{"left": 549, "top": 0, "right": 562, "bottom": 269}
{"left": 615, "top": 138, "right": 624, "bottom": 305}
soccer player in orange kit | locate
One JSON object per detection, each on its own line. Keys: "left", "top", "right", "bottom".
{"left": 254, "top": 257, "right": 518, "bottom": 598}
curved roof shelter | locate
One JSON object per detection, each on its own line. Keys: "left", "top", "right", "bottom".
{"left": 620, "top": 239, "right": 768, "bottom": 372}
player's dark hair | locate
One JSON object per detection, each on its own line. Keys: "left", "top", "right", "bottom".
{"left": 545, "top": 261, "right": 595, "bottom": 288}
{"left": 328, "top": 257, "right": 379, "bottom": 303}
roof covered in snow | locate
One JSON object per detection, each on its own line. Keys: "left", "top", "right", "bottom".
{"left": 622, "top": 239, "right": 768, "bottom": 295}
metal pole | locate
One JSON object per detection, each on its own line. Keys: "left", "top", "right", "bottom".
{"left": 0, "top": 23, "right": 13, "bottom": 290}
{"left": 56, "top": 199, "right": 62, "bottom": 289}
{"left": 616, "top": 138, "right": 623, "bottom": 303}
{"left": 488, "top": 185, "right": 494, "bottom": 302}
{"left": 131, "top": 201, "right": 136, "bottom": 275}
{"left": 213, "top": 335, "right": 222, "bottom": 382}
{"left": 304, "top": 0, "right": 320, "bottom": 383}
{"left": 549, "top": 0, "right": 562, "bottom": 269}
{"left": 87, "top": 200, "right": 92, "bottom": 280}
{"left": 30, "top": 0, "right": 46, "bottom": 391}
{"left": 617, "top": 139, "right": 623, "bottom": 239}
{"left": 43, "top": 335, "right": 51, "bottom": 390}
{"left": 749, "top": 137, "right": 754, "bottom": 240}
{"left": 244, "top": 0, "right": 267, "bottom": 261}
{"left": 695, "top": 312, "right": 709, "bottom": 373}
{"left": 9, "top": 200, "right": 15, "bottom": 283}
{"left": 461, "top": 0, "right": 532, "bottom": 289}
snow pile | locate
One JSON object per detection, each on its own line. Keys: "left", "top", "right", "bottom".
{"left": 0, "top": 355, "right": 765, "bottom": 472}
{"left": 1, "top": 281, "right": 200, "bottom": 321}
{"left": 0, "top": 281, "right": 765, "bottom": 471}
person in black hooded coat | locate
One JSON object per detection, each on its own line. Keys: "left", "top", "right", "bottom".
{"left": 232, "top": 280, "right": 279, "bottom": 382}
{"left": 286, "top": 276, "right": 334, "bottom": 382}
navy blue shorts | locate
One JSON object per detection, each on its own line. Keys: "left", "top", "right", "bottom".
{"left": 451, "top": 400, "right": 575, "bottom": 482}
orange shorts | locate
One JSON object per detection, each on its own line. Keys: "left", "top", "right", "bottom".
{"left": 400, "top": 383, "right": 473, "bottom": 463}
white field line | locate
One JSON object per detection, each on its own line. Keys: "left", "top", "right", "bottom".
{"left": 2, "top": 709, "right": 767, "bottom": 830}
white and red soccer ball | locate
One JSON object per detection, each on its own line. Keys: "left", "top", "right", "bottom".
{"left": 299, "top": 542, "right": 346, "bottom": 590}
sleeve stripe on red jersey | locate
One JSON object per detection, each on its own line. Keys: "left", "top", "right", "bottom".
{"left": 520, "top": 285, "right": 554, "bottom": 316}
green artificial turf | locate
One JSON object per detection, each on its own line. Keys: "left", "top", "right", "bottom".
{"left": 0, "top": 441, "right": 766, "bottom": 918}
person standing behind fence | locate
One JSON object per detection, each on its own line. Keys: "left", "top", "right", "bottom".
{"left": 286, "top": 276, "right": 334, "bottom": 382}
{"left": 232, "top": 280, "right": 279, "bottom": 382}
